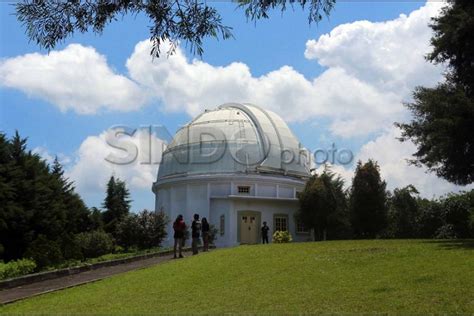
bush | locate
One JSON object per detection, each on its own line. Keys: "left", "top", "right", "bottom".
{"left": 75, "top": 230, "right": 114, "bottom": 259}
{"left": 208, "top": 224, "right": 219, "bottom": 245}
{"left": 116, "top": 210, "right": 168, "bottom": 250}
{"left": 0, "top": 258, "right": 37, "bottom": 280}
{"left": 60, "top": 234, "right": 83, "bottom": 261}
{"left": 24, "top": 235, "right": 63, "bottom": 268}
{"left": 272, "top": 231, "right": 292, "bottom": 243}
{"left": 435, "top": 224, "right": 457, "bottom": 239}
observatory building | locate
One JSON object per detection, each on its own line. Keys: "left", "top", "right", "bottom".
{"left": 153, "top": 103, "right": 311, "bottom": 247}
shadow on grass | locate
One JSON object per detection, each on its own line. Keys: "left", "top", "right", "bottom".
{"left": 423, "top": 239, "right": 474, "bottom": 251}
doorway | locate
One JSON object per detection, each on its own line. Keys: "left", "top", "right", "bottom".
{"left": 237, "top": 211, "right": 260, "bottom": 244}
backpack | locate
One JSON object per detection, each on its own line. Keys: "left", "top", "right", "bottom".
{"left": 192, "top": 220, "right": 202, "bottom": 237}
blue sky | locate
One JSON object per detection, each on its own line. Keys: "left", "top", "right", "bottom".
{"left": 1, "top": 1, "right": 470, "bottom": 211}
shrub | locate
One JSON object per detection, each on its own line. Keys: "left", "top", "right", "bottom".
{"left": 435, "top": 224, "right": 457, "bottom": 239}
{"left": 116, "top": 210, "right": 168, "bottom": 250}
{"left": 0, "top": 258, "right": 37, "bottom": 280}
{"left": 75, "top": 230, "right": 114, "bottom": 259}
{"left": 208, "top": 224, "right": 219, "bottom": 245}
{"left": 272, "top": 231, "right": 292, "bottom": 243}
{"left": 115, "top": 214, "right": 140, "bottom": 250}
{"left": 60, "top": 234, "right": 83, "bottom": 260}
{"left": 24, "top": 235, "right": 63, "bottom": 268}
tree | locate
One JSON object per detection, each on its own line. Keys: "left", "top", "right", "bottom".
{"left": 102, "top": 176, "right": 131, "bottom": 236}
{"left": 416, "top": 198, "right": 444, "bottom": 238}
{"left": 297, "top": 168, "right": 348, "bottom": 241}
{"left": 0, "top": 132, "right": 92, "bottom": 262}
{"left": 15, "top": 0, "right": 335, "bottom": 57}
{"left": 440, "top": 191, "right": 473, "bottom": 238}
{"left": 116, "top": 209, "right": 168, "bottom": 250}
{"left": 387, "top": 185, "right": 420, "bottom": 238}
{"left": 396, "top": 0, "right": 474, "bottom": 185}
{"left": 349, "top": 160, "right": 388, "bottom": 238}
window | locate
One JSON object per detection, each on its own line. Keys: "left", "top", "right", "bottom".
{"left": 237, "top": 186, "right": 250, "bottom": 194}
{"left": 296, "top": 220, "right": 309, "bottom": 234}
{"left": 274, "top": 215, "right": 288, "bottom": 232}
{"left": 220, "top": 215, "right": 225, "bottom": 236}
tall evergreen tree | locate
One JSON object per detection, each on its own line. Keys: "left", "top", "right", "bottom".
{"left": 0, "top": 132, "right": 92, "bottom": 261}
{"left": 349, "top": 160, "right": 389, "bottom": 238}
{"left": 102, "top": 176, "right": 131, "bottom": 236}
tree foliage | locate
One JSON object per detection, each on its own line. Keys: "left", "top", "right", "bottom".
{"left": 297, "top": 168, "right": 349, "bottom": 241}
{"left": 0, "top": 132, "right": 93, "bottom": 262}
{"left": 397, "top": 83, "right": 474, "bottom": 185}
{"left": 349, "top": 160, "right": 388, "bottom": 238}
{"left": 397, "top": 0, "right": 474, "bottom": 185}
{"left": 116, "top": 209, "right": 168, "bottom": 250}
{"left": 387, "top": 185, "right": 419, "bottom": 238}
{"left": 15, "top": 0, "right": 335, "bottom": 57}
{"left": 102, "top": 175, "right": 131, "bottom": 236}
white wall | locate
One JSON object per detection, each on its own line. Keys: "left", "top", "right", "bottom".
{"left": 155, "top": 174, "right": 308, "bottom": 247}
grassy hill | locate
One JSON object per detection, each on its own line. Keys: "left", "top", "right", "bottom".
{"left": 1, "top": 239, "right": 473, "bottom": 314}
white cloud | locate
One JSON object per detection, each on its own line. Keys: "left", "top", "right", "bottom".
{"left": 0, "top": 2, "right": 444, "bottom": 138}
{"left": 66, "top": 128, "right": 167, "bottom": 195}
{"left": 122, "top": 2, "right": 444, "bottom": 137}
{"left": 126, "top": 42, "right": 402, "bottom": 137}
{"left": 304, "top": 1, "right": 445, "bottom": 97}
{"left": 32, "top": 146, "right": 71, "bottom": 166}
{"left": 0, "top": 44, "right": 147, "bottom": 114}
{"left": 327, "top": 126, "right": 473, "bottom": 198}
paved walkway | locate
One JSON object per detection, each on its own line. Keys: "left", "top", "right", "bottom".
{"left": 0, "top": 250, "right": 194, "bottom": 305}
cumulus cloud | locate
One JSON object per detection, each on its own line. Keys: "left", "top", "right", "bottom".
{"left": 32, "top": 146, "right": 71, "bottom": 166}
{"left": 126, "top": 41, "right": 402, "bottom": 137}
{"left": 66, "top": 127, "right": 167, "bottom": 195}
{"left": 0, "top": 44, "right": 147, "bottom": 114}
{"left": 305, "top": 1, "right": 445, "bottom": 97}
{"left": 0, "top": 2, "right": 444, "bottom": 137}
{"left": 122, "top": 2, "right": 444, "bottom": 137}
{"left": 327, "top": 126, "right": 473, "bottom": 198}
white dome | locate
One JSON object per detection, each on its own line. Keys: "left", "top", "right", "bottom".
{"left": 157, "top": 103, "right": 310, "bottom": 180}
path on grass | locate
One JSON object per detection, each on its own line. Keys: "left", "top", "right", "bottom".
{"left": 0, "top": 251, "right": 193, "bottom": 305}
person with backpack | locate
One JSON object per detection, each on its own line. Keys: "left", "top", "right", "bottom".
{"left": 173, "top": 214, "right": 186, "bottom": 259}
{"left": 191, "top": 213, "right": 202, "bottom": 255}
{"left": 201, "top": 217, "right": 210, "bottom": 252}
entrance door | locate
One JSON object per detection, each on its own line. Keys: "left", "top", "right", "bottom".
{"left": 240, "top": 214, "right": 258, "bottom": 244}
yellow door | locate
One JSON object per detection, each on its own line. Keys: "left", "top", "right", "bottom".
{"left": 240, "top": 215, "right": 258, "bottom": 244}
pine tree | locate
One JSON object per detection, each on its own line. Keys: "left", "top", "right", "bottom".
{"left": 349, "top": 160, "right": 389, "bottom": 238}
{"left": 102, "top": 176, "right": 131, "bottom": 236}
{"left": 0, "top": 132, "right": 92, "bottom": 261}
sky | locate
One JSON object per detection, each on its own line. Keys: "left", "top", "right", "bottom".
{"left": 1, "top": 0, "right": 472, "bottom": 212}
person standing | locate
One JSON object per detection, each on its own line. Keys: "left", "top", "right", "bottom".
{"left": 173, "top": 214, "right": 186, "bottom": 258}
{"left": 191, "top": 213, "right": 202, "bottom": 255}
{"left": 201, "top": 217, "right": 210, "bottom": 252}
{"left": 261, "top": 221, "right": 270, "bottom": 244}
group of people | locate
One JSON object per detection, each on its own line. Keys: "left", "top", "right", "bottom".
{"left": 172, "top": 213, "right": 210, "bottom": 258}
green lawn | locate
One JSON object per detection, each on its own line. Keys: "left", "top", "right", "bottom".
{"left": 1, "top": 239, "right": 473, "bottom": 314}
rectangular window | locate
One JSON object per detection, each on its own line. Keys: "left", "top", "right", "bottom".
{"left": 220, "top": 215, "right": 225, "bottom": 236}
{"left": 237, "top": 186, "right": 250, "bottom": 194}
{"left": 274, "top": 215, "right": 288, "bottom": 232}
{"left": 296, "top": 220, "right": 309, "bottom": 234}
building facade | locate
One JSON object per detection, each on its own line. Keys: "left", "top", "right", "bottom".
{"left": 153, "top": 103, "right": 312, "bottom": 247}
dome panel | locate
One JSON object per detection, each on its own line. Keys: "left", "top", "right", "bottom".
{"left": 157, "top": 103, "right": 310, "bottom": 180}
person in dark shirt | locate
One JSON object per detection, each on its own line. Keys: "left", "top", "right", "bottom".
{"left": 261, "top": 221, "right": 270, "bottom": 244}
{"left": 201, "top": 217, "right": 210, "bottom": 252}
{"left": 191, "top": 213, "right": 201, "bottom": 255}
{"left": 173, "top": 214, "right": 186, "bottom": 258}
